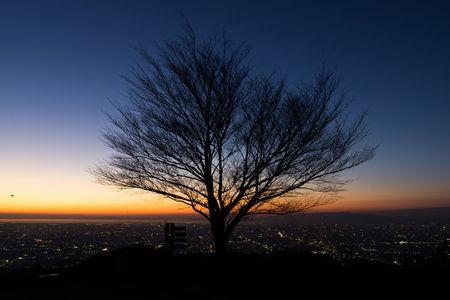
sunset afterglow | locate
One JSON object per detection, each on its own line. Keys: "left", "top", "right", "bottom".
{"left": 1, "top": 3, "right": 450, "bottom": 298}
{"left": 1, "top": 1, "right": 449, "bottom": 216}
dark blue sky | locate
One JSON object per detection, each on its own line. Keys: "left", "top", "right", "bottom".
{"left": 1, "top": 0, "right": 449, "bottom": 212}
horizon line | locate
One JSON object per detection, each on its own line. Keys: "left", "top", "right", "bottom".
{"left": 0, "top": 206, "right": 449, "bottom": 219}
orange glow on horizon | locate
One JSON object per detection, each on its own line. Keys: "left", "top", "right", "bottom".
{"left": 1, "top": 191, "right": 449, "bottom": 216}
{"left": 0, "top": 182, "right": 193, "bottom": 216}
{"left": 1, "top": 168, "right": 449, "bottom": 216}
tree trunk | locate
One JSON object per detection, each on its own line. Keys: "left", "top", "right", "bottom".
{"left": 213, "top": 231, "right": 228, "bottom": 256}
{"left": 210, "top": 217, "right": 229, "bottom": 256}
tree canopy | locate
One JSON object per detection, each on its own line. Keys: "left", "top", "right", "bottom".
{"left": 93, "top": 26, "right": 375, "bottom": 254}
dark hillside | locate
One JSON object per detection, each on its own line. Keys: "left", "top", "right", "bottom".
{"left": 0, "top": 245, "right": 448, "bottom": 299}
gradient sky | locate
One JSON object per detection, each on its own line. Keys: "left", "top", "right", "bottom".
{"left": 1, "top": 0, "right": 449, "bottom": 215}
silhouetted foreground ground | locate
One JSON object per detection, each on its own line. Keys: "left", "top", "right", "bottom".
{"left": 0, "top": 245, "right": 449, "bottom": 299}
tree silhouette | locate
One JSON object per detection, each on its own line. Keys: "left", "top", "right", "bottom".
{"left": 92, "top": 26, "right": 375, "bottom": 255}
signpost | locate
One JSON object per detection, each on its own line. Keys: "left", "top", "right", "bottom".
{"left": 165, "top": 223, "right": 187, "bottom": 254}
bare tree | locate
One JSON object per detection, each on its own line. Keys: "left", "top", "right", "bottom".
{"left": 92, "top": 26, "right": 375, "bottom": 255}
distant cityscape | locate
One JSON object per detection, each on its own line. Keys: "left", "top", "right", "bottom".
{"left": 1, "top": 213, "right": 449, "bottom": 270}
